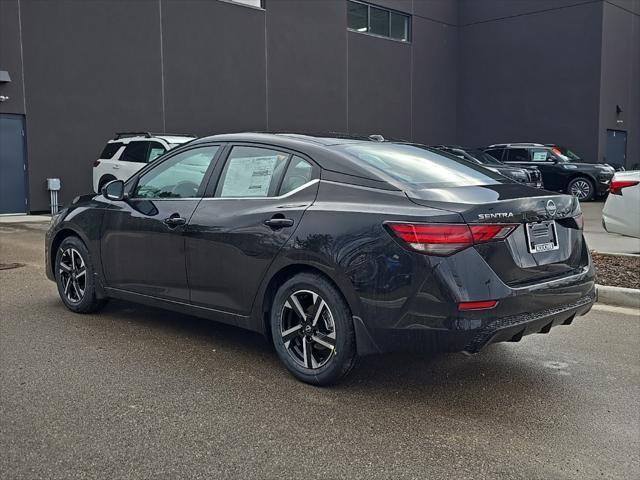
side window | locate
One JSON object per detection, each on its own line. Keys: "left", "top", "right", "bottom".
{"left": 506, "top": 148, "right": 530, "bottom": 162}
{"left": 120, "top": 141, "right": 150, "bottom": 163}
{"left": 134, "top": 145, "right": 219, "bottom": 199}
{"left": 279, "top": 156, "right": 315, "bottom": 195}
{"left": 147, "top": 142, "right": 166, "bottom": 163}
{"left": 530, "top": 148, "right": 553, "bottom": 162}
{"left": 216, "top": 146, "right": 290, "bottom": 198}
{"left": 485, "top": 148, "right": 504, "bottom": 161}
{"left": 100, "top": 142, "right": 123, "bottom": 159}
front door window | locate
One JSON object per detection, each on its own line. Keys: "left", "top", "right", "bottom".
{"left": 134, "top": 146, "right": 220, "bottom": 199}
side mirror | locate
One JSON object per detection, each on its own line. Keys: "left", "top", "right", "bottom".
{"left": 102, "top": 179, "right": 125, "bottom": 201}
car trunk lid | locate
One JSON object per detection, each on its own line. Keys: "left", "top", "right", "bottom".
{"left": 406, "top": 183, "right": 588, "bottom": 286}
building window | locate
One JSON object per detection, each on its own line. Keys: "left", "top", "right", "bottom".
{"left": 347, "top": 1, "right": 411, "bottom": 42}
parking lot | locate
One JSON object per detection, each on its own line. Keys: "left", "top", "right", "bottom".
{"left": 1, "top": 222, "right": 639, "bottom": 479}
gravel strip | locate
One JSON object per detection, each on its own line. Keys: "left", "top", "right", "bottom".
{"left": 592, "top": 252, "right": 640, "bottom": 289}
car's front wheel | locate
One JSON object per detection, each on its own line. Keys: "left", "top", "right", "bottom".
{"left": 568, "top": 177, "right": 594, "bottom": 201}
{"left": 270, "top": 272, "right": 357, "bottom": 385}
{"left": 55, "top": 236, "right": 107, "bottom": 313}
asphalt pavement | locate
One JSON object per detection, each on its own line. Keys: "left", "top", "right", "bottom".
{"left": 1, "top": 223, "right": 639, "bottom": 480}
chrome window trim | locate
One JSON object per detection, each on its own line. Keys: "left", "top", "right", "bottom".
{"left": 201, "top": 178, "right": 319, "bottom": 201}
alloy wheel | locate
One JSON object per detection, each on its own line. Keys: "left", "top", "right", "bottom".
{"left": 569, "top": 180, "right": 591, "bottom": 200}
{"left": 280, "top": 290, "right": 336, "bottom": 369}
{"left": 58, "top": 247, "right": 86, "bottom": 304}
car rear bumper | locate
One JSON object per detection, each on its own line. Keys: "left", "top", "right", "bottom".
{"left": 460, "top": 292, "right": 594, "bottom": 353}
{"left": 355, "top": 291, "right": 594, "bottom": 355}
{"left": 356, "top": 291, "right": 595, "bottom": 356}
{"left": 353, "top": 256, "right": 596, "bottom": 356}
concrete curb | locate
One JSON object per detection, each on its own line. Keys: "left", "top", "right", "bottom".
{"left": 592, "top": 250, "right": 640, "bottom": 258}
{"left": 596, "top": 284, "right": 640, "bottom": 310}
{"left": 0, "top": 215, "right": 51, "bottom": 224}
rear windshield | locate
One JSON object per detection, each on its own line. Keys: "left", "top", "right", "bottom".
{"left": 467, "top": 149, "right": 503, "bottom": 166}
{"left": 100, "top": 142, "right": 123, "bottom": 159}
{"left": 339, "top": 143, "right": 507, "bottom": 188}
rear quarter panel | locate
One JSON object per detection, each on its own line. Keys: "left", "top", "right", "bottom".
{"left": 250, "top": 179, "right": 463, "bottom": 332}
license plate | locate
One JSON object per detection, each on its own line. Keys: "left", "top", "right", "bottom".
{"left": 525, "top": 220, "right": 559, "bottom": 253}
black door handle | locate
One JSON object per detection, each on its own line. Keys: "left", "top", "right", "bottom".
{"left": 164, "top": 214, "right": 186, "bottom": 228}
{"left": 264, "top": 217, "right": 294, "bottom": 229}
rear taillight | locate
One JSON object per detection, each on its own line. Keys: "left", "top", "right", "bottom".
{"left": 469, "top": 224, "right": 518, "bottom": 242}
{"left": 387, "top": 223, "right": 517, "bottom": 256}
{"left": 610, "top": 179, "right": 639, "bottom": 195}
{"left": 93, "top": 160, "right": 101, "bottom": 167}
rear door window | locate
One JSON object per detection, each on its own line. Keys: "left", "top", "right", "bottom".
{"left": 216, "top": 146, "right": 290, "bottom": 198}
{"left": 339, "top": 144, "right": 505, "bottom": 188}
{"left": 279, "top": 156, "right": 316, "bottom": 195}
{"left": 506, "top": 148, "right": 530, "bottom": 162}
{"left": 530, "top": 149, "right": 553, "bottom": 162}
{"left": 120, "top": 141, "right": 150, "bottom": 163}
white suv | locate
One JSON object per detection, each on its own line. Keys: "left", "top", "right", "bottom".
{"left": 93, "top": 132, "right": 196, "bottom": 193}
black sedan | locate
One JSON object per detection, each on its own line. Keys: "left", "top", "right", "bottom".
{"left": 46, "top": 133, "right": 595, "bottom": 385}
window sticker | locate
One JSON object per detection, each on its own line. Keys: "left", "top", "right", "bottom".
{"left": 532, "top": 151, "right": 548, "bottom": 162}
{"left": 221, "top": 156, "right": 278, "bottom": 197}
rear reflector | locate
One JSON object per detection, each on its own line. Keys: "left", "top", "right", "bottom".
{"left": 387, "top": 222, "right": 517, "bottom": 256}
{"left": 93, "top": 160, "right": 101, "bottom": 167}
{"left": 610, "top": 179, "right": 639, "bottom": 195}
{"left": 458, "top": 300, "right": 498, "bottom": 311}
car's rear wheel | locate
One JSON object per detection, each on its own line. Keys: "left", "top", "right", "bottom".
{"left": 270, "top": 272, "right": 357, "bottom": 385}
{"left": 55, "top": 236, "right": 107, "bottom": 313}
{"left": 568, "top": 177, "right": 594, "bottom": 201}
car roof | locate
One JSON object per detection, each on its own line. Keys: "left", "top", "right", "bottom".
{"left": 107, "top": 135, "right": 194, "bottom": 144}
{"left": 487, "top": 143, "right": 545, "bottom": 148}
{"left": 154, "top": 135, "right": 195, "bottom": 144}
{"left": 193, "top": 132, "right": 400, "bottom": 146}
{"left": 189, "top": 132, "right": 418, "bottom": 187}
{"left": 108, "top": 132, "right": 196, "bottom": 144}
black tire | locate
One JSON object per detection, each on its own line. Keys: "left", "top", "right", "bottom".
{"left": 270, "top": 272, "right": 357, "bottom": 386}
{"left": 98, "top": 175, "right": 116, "bottom": 192}
{"left": 567, "top": 176, "right": 594, "bottom": 201}
{"left": 54, "top": 236, "right": 107, "bottom": 313}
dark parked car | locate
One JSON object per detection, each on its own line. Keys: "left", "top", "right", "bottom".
{"left": 46, "top": 133, "right": 595, "bottom": 385}
{"left": 432, "top": 145, "right": 543, "bottom": 188}
{"left": 483, "top": 143, "right": 615, "bottom": 201}
{"left": 545, "top": 144, "right": 625, "bottom": 172}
